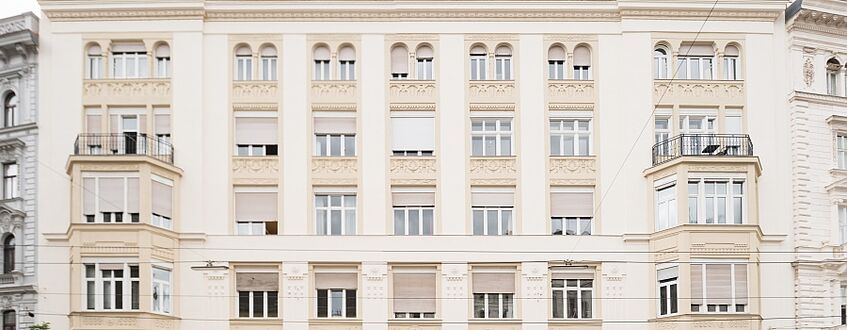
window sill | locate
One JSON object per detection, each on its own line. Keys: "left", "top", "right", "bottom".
{"left": 309, "top": 318, "right": 362, "bottom": 324}
{"left": 468, "top": 318, "right": 522, "bottom": 323}
{"left": 388, "top": 318, "right": 441, "bottom": 323}
{"left": 470, "top": 155, "right": 516, "bottom": 159}
{"left": 548, "top": 318, "right": 602, "bottom": 324}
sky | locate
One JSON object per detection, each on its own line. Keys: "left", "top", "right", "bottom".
{"left": 0, "top": 0, "right": 40, "bottom": 18}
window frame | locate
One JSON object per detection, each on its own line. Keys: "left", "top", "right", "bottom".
{"left": 83, "top": 263, "right": 140, "bottom": 311}
{"left": 314, "top": 134, "right": 356, "bottom": 157}
{"left": 151, "top": 267, "right": 172, "bottom": 314}
{"left": 238, "top": 290, "right": 279, "bottom": 318}
{"left": 657, "top": 265, "right": 679, "bottom": 317}
{"left": 470, "top": 53, "right": 487, "bottom": 81}
{"left": 260, "top": 55, "right": 278, "bottom": 81}
{"left": 471, "top": 118, "right": 513, "bottom": 157}
{"left": 550, "top": 118, "right": 592, "bottom": 156}
{"left": 316, "top": 288, "right": 357, "bottom": 318}
{"left": 551, "top": 278, "right": 594, "bottom": 319}
{"left": 82, "top": 173, "right": 141, "bottom": 224}
{"left": 338, "top": 60, "right": 356, "bottom": 81}
{"left": 654, "top": 47, "right": 670, "bottom": 79}
{"left": 3, "top": 94, "right": 17, "bottom": 128}
{"left": 724, "top": 56, "right": 740, "bottom": 81}
{"left": 2, "top": 163, "right": 18, "bottom": 200}
{"left": 689, "top": 262, "right": 748, "bottom": 314}
{"left": 315, "top": 194, "right": 357, "bottom": 235}
{"left": 472, "top": 206, "right": 513, "bottom": 236}
{"left": 235, "top": 55, "right": 253, "bottom": 81}
{"left": 111, "top": 51, "right": 148, "bottom": 79}
{"left": 655, "top": 182, "right": 677, "bottom": 231}
{"left": 687, "top": 178, "right": 745, "bottom": 225}
{"left": 677, "top": 56, "right": 714, "bottom": 80}
{"left": 494, "top": 54, "right": 512, "bottom": 80}
{"left": 838, "top": 134, "right": 847, "bottom": 170}
{"left": 472, "top": 293, "right": 514, "bottom": 319}
{"left": 393, "top": 206, "right": 434, "bottom": 236}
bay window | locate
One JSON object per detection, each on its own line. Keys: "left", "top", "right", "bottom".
{"left": 551, "top": 273, "right": 593, "bottom": 319}
{"left": 84, "top": 263, "right": 140, "bottom": 311}
{"left": 151, "top": 267, "right": 171, "bottom": 314}
{"left": 657, "top": 266, "right": 678, "bottom": 316}
{"left": 392, "top": 190, "right": 435, "bottom": 236}
{"left": 655, "top": 183, "right": 677, "bottom": 231}
{"left": 235, "top": 188, "right": 278, "bottom": 235}
{"left": 315, "top": 194, "right": 356, "bottom": 235}
{"left": 235, "top": 116, "right": 278, "bottom": 156}
{"left": 393, "top": 270, "right": 436, "bottom": 318}
{"left": 550, "top": 119, "right": 591, "bottom": 156}
{"left": 151, "top": 176, "right": 173, "bottom": 229}
{"left": 472, "top": 271, "right": 515, "bottom": 319}
{"left": 82, "top": 173, "right": 140, "bottom": 223}
{"left": 471, "top": 118, "right": 513, "bottom": 157}
{"left": 314, "top": 117, "right": 356, "bottom": 157}
{"left": 315, "top": 271, "right": 357, "bottom": 318}
{"left": 690, "top": 263, "right": 748, "bottom": 313}
{"left": 236, "top": 271, "right": 279, "bottom": 318}
{"left": 391, "top": 116, "right": 434, "bottom": 156}
{"left": 687, "top": 178, "right": 744, "bottom": 225}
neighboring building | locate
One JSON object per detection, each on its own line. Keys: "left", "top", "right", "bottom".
{"left": 35, "top": 1, "right": 795, "bottom": 330}
{"left": 0, "top": 12, "right": 39, "bottom": 330}
{"left": 786, "top": 0, "right": 847, "bottom": 329}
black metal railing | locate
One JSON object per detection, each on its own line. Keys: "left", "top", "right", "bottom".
{"left": 652, "top": 134, "right": 753, "bottom": 166}
{"left": 74, "top": 133, "right": 174, "bottom": 164}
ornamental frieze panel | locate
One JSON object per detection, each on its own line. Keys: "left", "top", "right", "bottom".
{"left": 389, "top": 157, "right": 437, "bottom": 182}
{"left": 311, "top": 81, "right": 358, "bottom": 107}
{"left": 468, "top": 81, "right": 516, "bottom": 105}
{"left": 83, "top": 79, "right": 171, "bottom": 104}
{"left": 232, "top": 81, "right": 279, "bottom": 104}
{"left": 389, "top": 81, "right": 436, "bottom": 106}
{"left": 312, "top": 157, "right": 358, "bottom": 183}
{"left": 549, "top": 157, "right": 597, "bottom": 181}
{"left": 469, "top": 157, "right": 517, "bottom": 182}
{"left": 547, "top": 81, "right": 595, "bottom": 104}
{"left": 232, "top": 157, "right": 279, "bottom": 180}
{"left": 653, "top": 81, "right": 745, "bottom": 105}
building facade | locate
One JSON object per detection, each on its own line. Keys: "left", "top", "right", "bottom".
{"left": 35, "top": 1, "right": 795, "bottom": 329}
{"left": 0, "top": 11, "right": 39, "bottom": 330}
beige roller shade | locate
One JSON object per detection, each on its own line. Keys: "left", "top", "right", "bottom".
{"left": 657, "top": 266, "right": 677, "bottom": 281}
{"left": 416, "top": 46, "right": 433, "bottom": 59}
{"left": 472, "top": 272, "right": 515, "bottom": 293}
{"left": 83, "top": 178, "right": 96, "bottom": 215}
{"left": 99, "top": 178, "right": 125, "bottom": 212}
{"left": 235, "top": 118, "right": 277, "bottom": 145}
{"left": 392, "top": 192, "right": 435, "bottom": 206}
{"left": 471, "top": 191, "right": 514, "bottom": 207}
{"left": 339, "top": 46, "right": 356, "bottom": 61}
{"left": 138, "top": 115, "right": 147, "bottom": 135}
{"left": 724, "top": 45, "right": 740, "bottom": 56}
{"left": 235, "top": 191, "right": 277, "bottom": 221}
{"left": 548, "top": 46, "right": 565, "bottom": 61}
{"left": 391, "top": 46, "right": 409, "bottom": 73}
{"left": 111, "top": 42, "right": 146, "bottom": 53}
{"left": 551, "top": 271, "right": 594, "bottom": 280}
{"left": 152, "top": 180, "right": 173, "bottom": 218}
{"left": 706, "top": 264, "right": 732, "bottom": 305}
{"left": 314, "top": 46, "right": 330, "bottom": 61}
{"left": 551, "top": 192, "right": 593, "bottom": 217}
{"left": 680, "top": 44, "right": 713, "bottom": 56}
{"left": 573, "top": 46, "right": 591, "bottom": 66}
{"left": 315, "top": 273, "right": 357, "bottom": 289}
{"left": 314, "top": 117, "right": 356, "bottom": 134}
{"left": 734, "top": 265, "right": 747, "bottom": 305}
{"left": 391, "top": 117, "right": 434, "bottom": 151}
{"left": 237, "top": 272, "right": 279, "bottom": 291}
{"left": 155, "top": 44, "right": 170, "bottom": 57}
{"left": 155, "top": 114, "right": 171, "bottom": 136}
{"left": 691, "top": 264, "right": 703, "bottom": 303}
{"left": 126, "top": 178, "right": 139, "bottom": 214}
{"left": 86, "top": 114, "right": 101, "bottom": 134}
{"left": 393, "top": 273, "right": 436, "bottom": 313}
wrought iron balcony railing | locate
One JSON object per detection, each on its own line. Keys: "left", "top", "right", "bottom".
{"left": 74, "top": 133, "right": 174, "bottom": 164}
{"left": 652, "top": 134, "right": 753, "bottom": 166}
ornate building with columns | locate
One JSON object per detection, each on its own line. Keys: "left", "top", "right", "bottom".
{"left": 35, "top": 1, "right": 796, "bottom": 329}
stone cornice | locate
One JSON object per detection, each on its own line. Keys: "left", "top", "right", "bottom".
{"left": 791, "top": 91, "right": 847, "bottom": 107}
{"left": 787, "top": 4, "right": 847, "bottom": 37}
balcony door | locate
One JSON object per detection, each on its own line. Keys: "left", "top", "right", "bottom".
{"left": 120, "top": 115, "right": 140, "bottom": 155}
{"left": 680, "top": 115, "right": 716, "bottom": 156}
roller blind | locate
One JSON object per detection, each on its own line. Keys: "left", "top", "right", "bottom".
{"left": 83, "top": 178, "right": 96, "bottom": 215}
{"left": 99, "top": 178, "right": 125, "bottom": 212}
{"left": 391, "top": 117, "right": 434, "bottom": 151}
{"left": 391, "top": 47, "right": 409, "bottom": 73}
{"left": 691, "top": 264, "right": 703, "bottom": 303}
{"left": 548, "top": 46, "right": 565, "bottom": 60}
{"left": 734, "top": 265, "right": 747, "bottom": 305}
{"left": 112, "top": 42, "right": 146, "bottom": 53}
{"left": 155, "top": 44, "right": 170, "bottom": 57}
{"left": 87, "top": 45, "right": 102, "bottom": 56}
{"left": 658, "top": 266, "right": 678, "bottom": 281}
{"left": 470, "top": 46, "right": 486, "bottom": 55}
{"left": 99, "top": 263, "right": 125, "bottom": 270}
{"left": 235, "top": 46, "right": 251, "bottom": 56}
{"left": 126, "top": 178, "right": 139, "bottom": 213}
{"left": 551, "top": 192, "right": 594, "bottom": 217}
{"left": 393, "top": 273, "right": 436, "bottom": 313}
{"left": 314, "top": 117, "right": 356, "bottom": 134}
{"left": 237, "top": 272, "right": 279, "bottom": 291}
{"left": 235, "top": 118, "right": 277, "bottom": 145}
{"left": 314, "top": 47, "right": 330, "bottom": 60}
{"left": 155, "top": 114, "right": 171, "bottom": 135}
{"left": 152, "top": 180, "right": 173, "bottom": 218}
{"left": 706, "top": 264, "right": 732, "bottom": 305}
{"left": 416, "top": 46, "right": 433, "bottom": 59}
{"left": 551, "top": 272, "right": 594, "bottom": 280}
{"left": 725, "top": 45, "right": 739, "bottom": 56}
{"left": 315, "top": 273, "right": 357, "bottom": 289}
{"left": 473, "top": 272, "right": 515, "bottom": 293}
{"left": 339, "top": 47, "right": 355, "bottom": 61}
{"left": 86, "top": 114, "right": 101, "bottom": 134}
{"left": 260, "top": 46, "right": 277, "bottom": 57}
{"left": 573, "top": 46, "right": 591, "bottom": 66}
{"left": 392, "top": 192, "right": 435, "bottom": 206}
{"left": 471, "top": 191, "right": 514, "bottom": 207}
{"left": 235, "top": 192, "right": 277, "bottom": 221}
{"left": 680, "top": 44, "right": 713, "bottom": 56}
{"left": 495, "top": 46, "right": 512, "bottom": 56}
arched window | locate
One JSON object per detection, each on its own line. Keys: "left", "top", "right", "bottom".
{"left": 495, "top": 45, "right": 513, "bottom": 80}
{"left": 654, "top": 46, "right": 670, "bottom": 79}
{"left": 234, "top": 45, "right": 252, "bottom": 81}
{"left": 155, "top": 43, "right": 171, "bottom": 78}
{"left": 678, "top": 43, "right": 714, "bottom": 80}
{"left": 548, "top": 45, "right": 566, "bottom": 80}
{"left": 86, "top": 44, "right": 103, "bottom": 79}
{"left": 2, "top": 310, "right": 13, "bottom": 330}
{"left": 3, "top": 93, "right": 17, "bottom": 128}
{"left": 827, "top": 58, "right": 842, "bottom": 96}
{"left": 724, "top": 45, "right": 740, "bottom": 80}
{"left": 260, "top": 45, "right": 278, "bottom": 81}
{"left": 416, "top": 45, "right": 434, "bottom": 80}
{"left": 3, "top": 235, "right": 14, "bottom": 273}
{"left": 313, "top": 45, "right": 331, "bottom": 80}
{"left": 390, "top": 45, "right": 409, "bottom": 80}
{"left": 469, "top": 45, "right": 487, "bottom": 80}
{"left": 338, "top": 46, "right": 356, "bottom": 81}
{"left": 573, "top": 45, "right": 592, "bottom": 80}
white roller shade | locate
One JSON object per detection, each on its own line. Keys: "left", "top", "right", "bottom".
{"left": 155, "top": 114, "right": 171, "bottom": 135}
{"left": 314, "top": 117, "right": 356, "bottom": 134}
{"left": 237, "top": 272, "right": 279, "bottom": 291}
{"left": 680, "top": 44, "right": 713, "bottom": 56}
{"left": 706, "top": 264, "right": 732, "bottom": 305}
{"left": 551, "top": 272, "right": 594, "bottom": 280}
{"left": 495, "top": 45, "right": 512, "bottom": 56}
{"left": 734, "top": 265, "right": 747, "bottom": 305}
{"left": 471, "top": 191, "right": 514, "bottom": 207}
{"left": 155, "top": 44, "right": 170, "bottom": 57}
{"left": 392, "top": 192, "right": 435, "bottom": 206}
{"left": 551, "top": 192, "right": 594, "bottom": 217}
{"left": 260, "top": 46, "right": 277, "bottom": 57}
{"left": 391, "top": 46, "right": 409, "bottom": 73}
{"left": 470, "top": 45, "right": 486, "bottom": 55}
{"left": 391, "top": 117, "right": 434, "bottom": 151}
{"left": 691, "top": 264, "right": 703, "bottom": 302}
{"left": 87, "top": 44, "right": 102, "bottom": 56}
{"left": 86, "top": 115, "right": 102, "bottom": 134}
{"left": 235, "top": 191, "right": 278, "bottom": 221}
{"left": 126, "top": 178, "right": 139, "bottom": 213}
{"left": 152, "top": 180, "right": 173, "bottom": 218}
{"left": 339, "top": 46, "right": 355, "bottom": 61}
{"left": 314, "top": 46, "right": 330, "bottom": 61}
{"left": 315, "top": 273, "right": 357, "bottom": 289}
{"left": 235, "top": 118, "right": 277, "bottom": 145}
{"left": 99, "top": 178, "right": 124, "bottom": 212}
{"left": 657, "top": 266, "right": 678, "bottom": 281}
{"left": 235, "top": 46, "right": 251, "bottom": 56}
{"left": 83, "top": 178, "right": 96, "bottom": 215}
{"left": 573, "top": 46, "right": 591, "bottom": 66}
{"left": 548, "top": 46, "right": 565, "bottom": 60}
{"left": 416, "top": 46, "right": 433, "bottom": 59}
{"left": 725, "top": 115, "right": 742, "bottom": 134}
{"left": 394, "top": 273, "right": 436, "bottom": 313}
{"left": 112, "top": 42, "right": 146, "bottom": 53}
{"left": 472, "top": 272, "right": 515, "bottom": 293}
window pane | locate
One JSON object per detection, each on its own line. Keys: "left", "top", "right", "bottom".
{"left": 422, "top": 209, "right": 434, "bottom": 235}
{"left": 345, "top": 290, "right": 357, "bottom": 318}
{"left": 487, "top": 210, "right": 498, "bottom": 235}
{"left": 670, "top": 284, "right": 678, "bottom": 313}
{"left": 317, "top": 210, "right": 327, "bottom": 235}
{"left": 267, "top": 291, "right": 278, "bottom": 317}
{"left": 551, "top": 135, "right": 561, "bottom": 155}
{"left": 502, "top": 294, "right": 513, "bottom": 318}
{"left": 487, "top": 294, "right": 500, "bottom": 318}
{"left": 330, "top": 289, "right": 343, "bottom": 317}
{"left": 501, "top": 210, "right": 512, "bottom": 235}
{"left": 552, "top": 290, "right": 564, "bottom": 318}
{"left": 580, "top": 218, "right": 591, "bottom": 235}
{"left": 239, "top": 291, "right": 250, "bottom": 317}
{"left": 567, "top": 290, "right": 578, "bottom": 318}
{"left": 316, "top": 136, "right": 327, "bottom": 156}
{"left": 733, "top": 197, "right": 743, "bottom": 224}
{"left": 330, "top": 136, "right": 341, "bottom": 156}
{"left": 563, "top": 136, "right": 574, "bottom": 155}
{"left": 566, "top": 218, "right": 577, "bottom": 235}
{"left": 317, "top": 289, "right": 328, "bottom": 317}
{"left": 473, "top": 210, "right": 484, "bottom": 235}
{"left": 408, "top": 210, "right": 420, "bottom": 235}
{"left": 393, "top": 210, "right": 405, "bottom": 235}
{"left": 500, "top": 136, "right": 511, "bottom": 156}
{"left": 581, "top": 290, "right": 592, "bottom": 318}
{"left": 660, "top": 286, "right": 668, "bottom": 315}
{"left": 484, "top": 137, "right": 496, "bottom": 156}
{"left": 578, "top": 136, "right": 589, "bottom": 156}
{"left": 552, "top": 218, "right": 563, "bottom": 235}
{"left": 474, "top": 294, "right": 485, "bottom": 318}
{"left": 344, "top": 135, "right": 356, "bottom": 156}
{"left": 472, "top": 136, "right": 483, "bottom": 156}
{"left": 330, "top": 210, "right": 342, "bottom": 235}
{"left": 344, "top": 210, "right": 356, "bottom": 235}
{"left": 87, "top": 281, "right": 95, "bottom": 309}
{"left": 253, "top": 291, "right": 264, "bottom": 317}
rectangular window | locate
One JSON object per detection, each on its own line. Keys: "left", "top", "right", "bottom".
{"left": 236, "top": 271, "right": 279, "bottom": 318}
{"left": 392, "top": 190, "right": 435, "bottom": 236}
{"left": 236, "top": 55, "right": 252, "bottom": 81}
{"left": 472, "top": 271, "right": 515, "bottom": 319}
{"left": 391, "top": 116, "right": 435, "bottom": 156}
{"left": 573, "top": 66, "right": 590, "bottom": 80}
{"left": 840, "top": 206, "right": 847, "bottom": 245}
{"left": 550, "top": 119, "right": 591, "bottom": 156}
{"left": 152, "top": 268, "right": 171, "bottom": 314}
{"left": 82, "top": 174, "right": 140, "bottom": 224}
{"left": 314, "top": 117, "right": 356, "bottom": 157}
{"left": 339, "top": 61, "right": 355, "bottom": 81}
{"left": 471, "top": 118, "right": 513, "bottom": 156}
{"left": 470, "top": 55, "right": 487, "bottom": 80}
{"left": 315, "top": 271, "right": 357, "bottom": 318}
{"left": 156, "top": 56, "right": 170, "bottom": 78}
{"left": 690, "top": 263, "right": 747, "bottom": 313}
{"left": 112, "top": 51, "right": 148, "bottom": 79}
{"left": 841, "top": 286, "right": 846, "bottom": 325}
{"left": 549, "top": 60, "right": 565, "bottom": 80}
{"left": 551, "top": 275, "right": 593, "bottom": 319}
{"left": 678, "top": 57, "right": 714, "bottom": 80}
{"left": 495, "top": 55, "right": 512, "bottom": 80}
{"left": 151, "top": 176, "right": 174, "bottom": 230}
{"left": 551, "top": 190, "right": 593, "bottom": 235}
{"left": 3, "top": 98, "right": 17, "bottom": 128}
{"left": 657, "top": 266, "right": 678, "bottom": 316}
{"left": 724, "top": 56, "right": 739, "bottom": 80}
{"left": 838, "top": 135, "right": 847, "bottom": 170}
{"left": 314, "top": 60, "right": 331, "bottom": 80}
{"left": 416, "top": 58, "right": 433, "bottom": 80}
{"left": 2, "top": 163, "right": 18, "bottom": 199}
{"left": 261, "top": 56, "right": 278, "bottom": 81}
{"left": 828, "top": 71, "right": 839, "bottom": 96}
{"left": 315, "top": 194, "right": 356, "bottom": 235}
{"left": 655, "top": 183, "right": 677, "bottom": 231}
{"left": 687, "top": 178, "right": 744, "bottom": 225}
{"left": 235, "top": 189, "right": 278, "bottom": 235}
{"left": 235, "top": 117, "right": 278, "bottom": 156}
{"left": 393, "top": 271, "right": 436, "bottom": 318}
{"left": 472, "top": 208, "right": 513, "bottom": 236}
{"left": 87, "top": 55, "right": 103, "bottom": 79}
{"left": 84, "top": 263, "right": 140, "bottom": 311}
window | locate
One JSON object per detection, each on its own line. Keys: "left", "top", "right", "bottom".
{"left": 2, "top": 236, "right": 12, "bottom": 273}
{"left": 724, "top": 45, "right": 740, "bottom": 80}
{"left": 572, "top": 45, "right": 591, "bottom": 80}
{"left": 687, "top": 178, "right": 744, "bottom": 225}
{"left": 680, "top": 114, "right": 717, "bottom": 155}
{"left": 548, "top": 45, "right": 566, "bottom": 80}
{"left": 391, "top": 45, "right": 409, "bottom": 80}
{"left": 315, "top": 271, "right": 357, "bottom": 318}
{"left": 551, "top": 190, "right": 593, "bottom": 235}
{"left": 315, "top": 194, "right": 356, "bottom": 235}
{"left": 471, "top": 118, "right": 512, "bottom": 156}
{"left": 657, "top": 266, "right": 678, "bottom": 316}
{"left": 235, "top": 117, "right": 278, "bottom": 156}
{"left": 154, "top": 109, "right": 172, "bottom": 155}
{"left": 471, "top": 190, "right": 514, "bottom": 236}
{"left": 391, "top": 116, "right": 434, "bottom": 156}
{"left": 416, "top": 45, "right": 434, "bottom": 80}
{"left": 314, "top": 45, "right": 331, "bottom": 80}
{"left": 152, "top": 268, "right": 172, "bottom": 314}
{"left": 839, "top": 206, "right": 847, "bottom": 245}
{"left": 550, "top": 119, "right": 591, "bottom": 156}
{"left": 86, "top": 44, "right": 103, "bottom": 79}
{"left": 84, "top": 263, "right": 140, "bottom": 311}
{"left": 654, "top": 46, "right": 670, "bottom": 79}
{"left": 690, "top": 263, "right": 747, "bottom": 313}
{"left": 655, "top": 116, "right": 672, "bottom": 155}
{"left": 235, "top": 188, "right": 278, "bottom": 235}
{"left": 828, "top": 58, "right": 842, "bottom": 96}
{"left": 470, "top": 45, "right": 487, "bottom": 80}
{"left": 154, "top": 44, "right": 171, "bottom": 78}
{"left": 677, "top": 44, "right": 714, "bottom": 80}
{"left": 3, "top": 93, "right": 17, "bottom": 128}
{"left": 151, "top": 176, "right": 173, "bottom": 230}
{"left": 236, "top": 271, "right": 279, "bottom": 318}
{"left": 472, "top": 271, "right": 515, "bottom": 319}
{"left": 655, "top": 183, "right": 677, "bottom": 231}
{"left": 392, "top": 191, "right": 435, "bottom": 236}
{"left": 494, "top": 45, "right": 512, "bottom": 80}
{"left": 338, "top": 46, "right": 356, "bottom": 81}
{"left": 2, "top": 163, "right": 17, "bottom": 199}
{"left": 551, "top": 275, "right": 593, "bottom": 319}
{"left": 82, "top": 174, "right": 140, "bottom": 223}
{"left": 837, "top": 135, "right": 847, "bottom": 170}
{"left": 393, "top": 270, "right": 436, "bottom": 318}
{"left": 235, "top": 46, "right": 253, "bottom": 81}
{"left": 2, "top": 310, "right": 13, "bottom": 330}
{"left": 260, "top": 46, "right": 278, "bottom": 81}
{"left": 111, "top": 43, "right": 148, "bottom": 79}
{"left": 314, "top": 117, "right": 356, "bottom": 157}
{"left": 841, "top": 286, "right": 846, "bottom": 325}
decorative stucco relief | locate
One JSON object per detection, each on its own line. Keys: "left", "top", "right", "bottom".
{"left": 233, "top": 157, "right": 280, "bottom": 180}
{"left": 547, "top": 81, "right": 595, "bottom": 104}
{"left": 653, "top": 81, "right": 745, "bottom": 105}
{"left": 312, "top": 158, "right": 358, "bottom": 175}
{"left": 469, "top": 158, "right": 517, "bottom": 184}
{"left": 442, "top": 263, "right": 468, "bottom": 298}
{"left": 232, "top": 81, "right": 279, "bottom": 103}
{"left": 803, "top": 57, "right": 815, "bottom": 87}
{"left": 312, "top": 81, "right": 357, "bottom": 105}
{"left": 549, "top": 157, "right": 597, "bottom": 179}
{"left": 389, "top": 81, "right": 436, "bottom": 105}
{"left": 83, "top": 80, "right": 171, "bottom": 104}
{"left": 468, "top": 81, "right": 516, "bottom": 105}
{"left": 389, "top": 158, "right": 437, "bottom": 183}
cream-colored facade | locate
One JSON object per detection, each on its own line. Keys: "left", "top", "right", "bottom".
{"left": 35, "top": 1, "right": 796, "bottom": 329}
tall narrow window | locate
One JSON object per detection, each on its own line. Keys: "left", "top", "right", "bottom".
{"left": 840, "top": 206, "right": 847, "bottom": 245}
{"left": 390, "top": 45, "right": 409, "bottom": 80}
{"left": 235, "top": 46, "right": 252, "bottom": 81}
{"left": 3, "top": 93, "right": 17, "bottom": 128}
{"left": 2, "top": 236, "right": 13, "bottom": 273}
{"left": 416, "top": 45, "right": 434, "bottom": 80}
{"left": 315, "top": 194, "right": 356, "bottom": 235}
{"left": 314, "top": 45, "right": 331, "bottom": 80}
{"left": 841, "top": 286, "right": 846, "bottom": 325}
{"left": 151, "top": 176, "right": 174, "bottom": 230}
{"left": 724, "top": 45, "right": 740, "bottom": 80}
{"left": 678, "top": 44, "right": 714, "bottom": 80}
{"left": 154, "top": 109, "right": 172, "bottom": 156}
{"left": 315, "top": 271, "right": 357, "bottom": 318}
{"left": 2, "top": 310, "right": 13, "bottom": 330}
{"left": 828, "top": 58, "right": 843, "bottom": 96}
{"left": 654, "top": 46, "right": 669, "bottom": 79}
{"left": 550, "top": 119, "right": 591, "bottom": 156}
{"left": 471, "top": 190, "right": 514, "bottom": 236}
{"left": 111, "top": 42, "right": 148, "bottom": 79}
{"left": 260, "top": 46, "right": 278, "bottom": 81}
{"left": 654, "top": 116, "right": 672, "bottom": 156}
{"left": 548, "top": 45, "right": 566, "bottom": 80}
{"left": 314, "top": 117, "right": 356, "bottom": 157}
{"left": 235, "top": 117, "right": 278, "bottom": 156}
{"left": 494, "top": 45, "right": 512, "bottom": 80}
{"left": 471, "top": 118, "right": 512, "bottom": 156}
{"left": 235, "top": 188, "right": 278, "bottom": 235}
{"left": 391, "top": 116, "right": 434, "bottom": 156}
{"left": 470, "top": 45, "right": 487, "bottom": 81}
{"left": 472, "top": 271, "right": 515, "bottom": 319}
{"left": 338, "top": 46, "right": 356, "bottom": 81}
{"left": 551, "top": 190, "right": 593, "bottom": 236}
{"left": 657, "top": 266, "right": 678, "bottom": 316}
{"left": 86, "top": 44, "right": 103, "bottom": 79}
{"left": 392, "top": 190, "right": 435, "bottom": 236}
{"left": 655, "top": 183, "right": 677, "bottom": 231}
{"left": 152, "top": 268, "right": 172, "bottom": 314}
{"left": 690, "top": 263, "right": 747, "bottom": 313}
{"left": 237, "top": 271, "right": 279, "bottom": 318}
{"left": 155, "top": 44, "right": 171, "bottom": 78}
{"left": 393, "top": 270, "right": 437, "bottom": 318}
{"left": 2, "top": 163, "right": 17, "bottom": 199}
{"left": 572, "top": 46, "right": 591, "bottom": 80}
{"left": 551, "top": 273, "right": 593, "bottom": 319}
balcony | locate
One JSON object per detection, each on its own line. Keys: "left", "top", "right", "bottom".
{"left": 74, "top": 133, "right": 174, "bottom": 164}
{"left": 652, "top": 134, "right": 753, "bottom": 166}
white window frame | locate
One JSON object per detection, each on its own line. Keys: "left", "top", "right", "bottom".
{"left": 82, "top": 173, "right": 140, "bottom": 224}
{"left": 690, "top": 262, "right": 748, "bottom": 314}
{"left": 687, "top": 177, "right": 745, "bottom": 225}
{"left": 261, "top": 55, "right": 278, "bottom": 81}
{"left": 473, "top": 293, "right": 514, "bottom": 319}
{"left": 2, "top": 163, "right": 18, "bottom": 200}
{"left": 155, "top": 56, "right": 170, "bottom": 78}
{"left": 416, "top": 57, "right": 433, "bottom": 80}
{"left": 151, "top": 267, "right": 172, "bottom": 314}
{"left": 654, "top": 115, "right": 673, "bottom": 156}
{"left": 657, "top": 270, "right": 678, "bottom": 316}
{"left": 551, "top": 278, "right": 593, "bottom": 319}
{"left": 549, "top": 60, "right": 565, "bottom": 80}
{"left": 314, "top": 134, "right": 356, "bottom": 157}
{"left": 724, "top": 56, "right": 740, "bottom": 80}
{"left": 339, "top": 60, "right": 355, "bottom": 81}
{"left": 471, "top": 118, "right": 513, "bottom": 157}
{"left": 470, "top": 54, "right": 487, "bottom": 80}
{"left": 314, "top": 60, "right": 330, "bottom": 80}
{"left": 550, "top": 118, "right": 592, "bottom": 156}
{"left": 315, "top": 194, "right": 356, "bottom": 235}
{"left": 472, "top": 207, "right": 513, "bottom": 236}
{"left": 239, "top": 290, "right": 278, "bottom": 318}
{"left": 828, "top": 69, "right": 840, "bottom": 96}
{"left": 678, "top": 56, "right": 714, "bottom": 80}
{"left": 655, "top": 181, "right": 677, "bottom": 231}
{"left": 235, "top": 55, "right": 253, "bottom": 81}
{"left": 573, "top": 65, "right": 591, "bottom": 80}
{"left": 83, "top": 262, "right": 140, "bottom": 311}
{"left": 317, "top": 288, "right": 356, "bottom": 318}
{"left": 654, "top": 48, "right": 669, "bottom": 79}
{"left": 495, "top": 55, "right": 512, "bottom": 80}
{"left": 87, "top": 55, "right": 103, "bottom": 79}
{"left": 839, "top": 206, "right": 847, "bottom": 245}
{"left": 393, "top": 206, "right": 434, "bottom": 236}
{"left": 111, "top": 52, "right": 147, "bottom": 79}
{"left": 551, "top": 217, "right": 592, "bottom": 236}
{"left": 151, "top": 175, "right": 173, "bottom": 230}
{"left": 837, "top": 134, "right": 847, "bottom": 169}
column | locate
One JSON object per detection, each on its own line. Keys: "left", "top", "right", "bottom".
{"left": 438, "top": 34, "right": 467, "bottom": 235}
{"left": 360, "top": 35, "right": 387, "bottom": 235}
{"left": 281, "top": 35, "right": 309, "bottom": 234}
{"left": 518, "top": 35, "right": 546, "bottom": 235}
